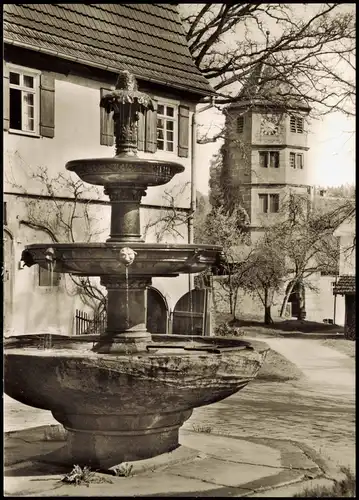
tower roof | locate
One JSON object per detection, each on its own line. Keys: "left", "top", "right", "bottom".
{"left": 231, "top": 58, "right": 311, "bottom": 112}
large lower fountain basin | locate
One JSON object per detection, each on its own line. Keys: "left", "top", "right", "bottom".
{"left": 21, "top": 243, "right": 222, "bottom": 276}
{"left": 4, "top": 334, "right": 268, "bottom": 468}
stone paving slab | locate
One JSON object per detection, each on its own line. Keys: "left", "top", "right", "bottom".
{"left": 4, "top": 425, "right": 324, "bottom": 497}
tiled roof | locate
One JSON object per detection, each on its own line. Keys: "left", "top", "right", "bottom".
{"left": 231, "top": 59, "right": 310, "bottom": 111}
{"left": 333, "top": 275, "right": 356, "bottom": 295}
{"left": 4, "top": 4, "right": 213, "bottom": 97}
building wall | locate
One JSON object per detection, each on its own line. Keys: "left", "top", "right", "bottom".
{"left": 4, "top": 59, "right": 196, "bottom": 335}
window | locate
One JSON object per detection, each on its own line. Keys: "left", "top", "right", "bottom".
{"left": 290, "top": 152, "right": 304, "bottom": 169}
{"left": 296, "top": 153, "right": 304, "bottom": 169}
{"left": 259, "top": 194, "right": 279, "bottom": 213}
{"left": 157, "top": 104, "right": 176, "bottom": 152}
{"left": 237, "top": 116, "right": 244, "bottom": 133}
{"left": 9, "top": 67, "right": 40, "bottom": 134}
{"left": 290, "top": 115, "right": 304, "bottom": 133}
{"left": 259, "top": 151, "right": 279, "bottom": 168}
{"left": 269, "top": 194, "right": 279, "bottom": 213}
{"left": 39, "top": 266, "right": 61, "bottom": 287}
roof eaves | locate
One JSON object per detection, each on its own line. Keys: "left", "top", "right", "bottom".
{"left": 4, "top": 37, "right": 214, "bottom": 97}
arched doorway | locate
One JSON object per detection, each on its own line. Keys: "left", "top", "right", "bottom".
{"left": 172, "top": 289, "right": 208, "bottom": 336}
{"left": 3, "top": 228, "right": 14, "bottom": 331}
{"left": 146, "top": 286, "right": 169, "bottom": 334}
{"left": 287, "top": 280, "right": 306, "bottom": 320}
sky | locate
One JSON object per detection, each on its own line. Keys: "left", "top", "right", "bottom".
{"left": 195, "top": 110, "right": 356, "bottom": 195}
{"left": 180, "top": 4, "right": 355, "bottom": 195}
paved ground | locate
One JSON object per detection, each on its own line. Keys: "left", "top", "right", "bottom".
{"left": 184, "top": 338, "right": 355, "bottom": 471}
{"left": 4, "top": 337, "right": 355, "bottom": 496}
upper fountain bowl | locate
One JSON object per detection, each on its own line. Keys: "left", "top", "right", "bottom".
{"left": 66, "top": 157, "right": 184, "bottom": 187}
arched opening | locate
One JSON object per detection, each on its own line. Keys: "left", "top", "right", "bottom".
{"left": 287, "top": 280, "right": 306, "bottom": 320}
{"left": 172, "top": 289, "right": 207, "bottom": 336}
{"left": 3, "top": 228, "right": 15, "bottom": 331}
{"left": 146, "top": 286, "right": 169, "bottom": 334}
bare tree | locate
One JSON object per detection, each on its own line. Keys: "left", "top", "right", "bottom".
{"left": 200, "top": 205, "right": 254, "bottom": 318}
{"left": 269, "top": 193, "right": 356, "bottom": 317}
{"left": 142, "top": 183, "right": 193, "bottom": 243}
{"left": 10, "top": 163, "right": 108, "bottom": 316}
{"left": 180, "top": 4, "right": 355, "bottom": 118}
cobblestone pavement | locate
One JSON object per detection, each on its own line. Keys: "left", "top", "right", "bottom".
{"left": 5, "top": 340, "right": 355, "bottom": 473}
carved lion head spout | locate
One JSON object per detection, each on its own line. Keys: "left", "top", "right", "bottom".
{"left": 119, "top": 247, "right": 137, "bottom": 267}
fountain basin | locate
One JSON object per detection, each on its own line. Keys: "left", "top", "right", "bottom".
{"left": 66, "top": 157, "right": 185, "bottom": 186}
{"left": 21, "top": 243, "right": 222, "bottom": 276}
{"left": 4, "top": 334, "right": 268, "bottom": 468}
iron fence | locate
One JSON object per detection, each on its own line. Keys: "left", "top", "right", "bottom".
{"left": 74, "top": 309, "right": 106, "bottom": 335}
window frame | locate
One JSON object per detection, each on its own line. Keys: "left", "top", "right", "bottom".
{"left": 236, "top": 115, "right": 244, "bottom": 133}
{"left": 156, "top": 98, "right": 178, "bottom": 154}
{"left": 258, "top": 193, "right": 280, "bottom": 214}
{"left": 7, "top": 63, "right": 41, "bottom": 137}
{"left": 38, "top": 265, "right": 61, "bottom": 288}
{"left": 259, "top": 151, "right": 280, "bottom": 168}
{"left": 290, "top": 152, "right": 304, "bottom": 169}
{"left": 290, "top": 115, "right": 304, "bottom": 134}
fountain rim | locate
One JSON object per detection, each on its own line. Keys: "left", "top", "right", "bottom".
{"left": 23, "top": 242, "right": 223, "bottom": 251}
{"left": 66, "top": 157, "right": 185, "bottom": 172}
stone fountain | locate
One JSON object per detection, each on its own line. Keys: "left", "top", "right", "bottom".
{"left": 4, "top": 71, "right": 268, "bottom": 470}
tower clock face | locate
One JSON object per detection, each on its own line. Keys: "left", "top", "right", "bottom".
{"left": 260, "top": 114, "right": 280, "bottom": 135}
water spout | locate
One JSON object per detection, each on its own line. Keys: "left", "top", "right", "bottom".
{"left": 118, "top": 247, "right": 137, "bottom": 267}
{"left": 45, "top": 247, "right": 56, "bottom": 263}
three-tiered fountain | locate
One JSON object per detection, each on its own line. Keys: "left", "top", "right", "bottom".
{"left": 5, "top": 71, "right": 268, "bottom": 470}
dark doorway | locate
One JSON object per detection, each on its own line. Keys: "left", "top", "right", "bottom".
{"left": 146, "top": 286, "right": 168, "bottom": 334}
{"left": 287, "top": 281, "right": 306, "bottom": 320}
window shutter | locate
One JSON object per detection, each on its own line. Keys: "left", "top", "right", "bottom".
{"left": 40, "top": 73, "right": 55, "bottom": 138}
{"left": 100, "top": 88, "right": 114, "bottom": 146}
{"left": 178, "top": 105, "right": 190, "bottom": 158}
{"left": 137, "top": 110, "right": 145, "bottom": 151}
{"left": 3, "top": 65, "right": 9, "bottom": 131}
{"left": 145, "top": 100, "right": 157, "bottom": 153}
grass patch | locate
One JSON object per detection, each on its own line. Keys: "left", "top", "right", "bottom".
{"left": 192, "top": 424, "right": 213, "bottom": 434}
{"left": 214, "top": 312, "right": 344, "bottom": 338}
{"left": 294, "top": 467, "right": 355, "bottom": 497}
{"left": 256, "top": 349, "right": 304, "bottom": 382}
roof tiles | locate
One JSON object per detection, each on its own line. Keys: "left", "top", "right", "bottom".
{"left": 4, "top": 3, "right": 212, "bottom": 96}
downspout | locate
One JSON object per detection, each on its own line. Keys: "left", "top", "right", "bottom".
{"left": 188, "top": 109, "right": 197, "bottom": 292}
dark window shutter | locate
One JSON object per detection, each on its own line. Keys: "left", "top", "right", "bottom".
{"left": 178, "top": 105, "right": 190, "bottom": 158}
{"left": 100, "top": 88, "right": 114, "bottom": 146}
{"left": 3, "top": 65, "right": 9, "bottom": 131}
{"left": 145, "top": 100, "right": 157, "bottom": 153}
{"left": 40, "top": 73, "right": 55, "bottom": 138}
{"left": 137, "top": 110, "right": 145, "bottom": 151}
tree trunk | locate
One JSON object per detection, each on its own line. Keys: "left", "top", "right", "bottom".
{"left": 263, "top": 288, "right": 273, "bottom": 325}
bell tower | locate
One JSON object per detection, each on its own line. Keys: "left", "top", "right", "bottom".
{"left": 223, "top": 60, "right": 311, "bottom": 241}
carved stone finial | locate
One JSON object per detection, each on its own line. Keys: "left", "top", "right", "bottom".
{"left": 100, "top": 70, "right": 154, "bottom": 157}
{"left": 115, "top": 71, "right": 138, "bottom": 92}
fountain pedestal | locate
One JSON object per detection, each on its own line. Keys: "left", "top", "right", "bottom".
{"left": 95, "top": 276, "right": 152, "bottom": 353}
{"left": 50, "top": 410, "right": 193, "bottom": 468}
